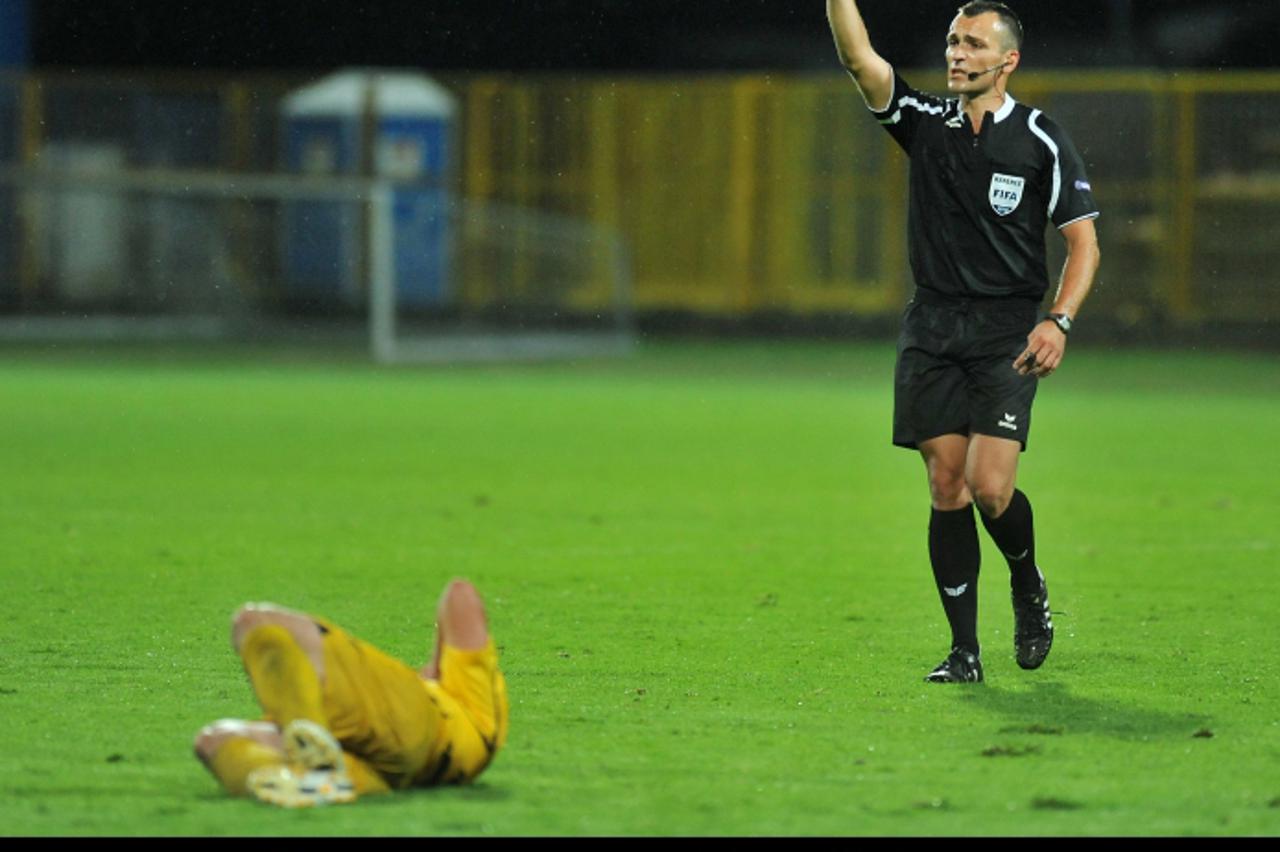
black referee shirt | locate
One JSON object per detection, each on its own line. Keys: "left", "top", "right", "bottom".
{"left": 870, "top": 71, "right": 1100, "bottom": 302}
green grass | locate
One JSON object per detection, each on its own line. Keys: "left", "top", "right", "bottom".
{"left": 1, "top": 339, "right": 1277, "bottom": 836}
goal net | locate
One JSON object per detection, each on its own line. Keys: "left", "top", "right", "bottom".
{"left": 0, "top": 163, "right": 635, "bottom": 363}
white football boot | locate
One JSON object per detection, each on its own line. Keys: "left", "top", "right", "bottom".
{"left": 247, "top": 719, "right": 357, "bottom": 808}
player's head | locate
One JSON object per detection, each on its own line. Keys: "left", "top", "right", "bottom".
{"left": 946, "top": 1, "right": 1023, "bottom": 95}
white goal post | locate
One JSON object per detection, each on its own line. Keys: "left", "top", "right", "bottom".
{"left": 0, "top": 165, "right": 635, "bottom": 363}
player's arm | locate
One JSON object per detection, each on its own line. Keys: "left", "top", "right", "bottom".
{"left": 418, "top": 579, "right": 491, "bottom": 680}
{"left": 826, "top": 0, "right": 894, "bottom": 111}
{"left": 420, "top": 628, "right": 443, "bottom": 680}
{"left": 1015, "top": 217, "right": 1101, "bottom": 378}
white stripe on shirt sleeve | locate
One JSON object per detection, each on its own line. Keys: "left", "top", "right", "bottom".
{"left": 1027, "top": 109, "right": 1061, "bottom": 218}
{"left": 1057, "top": 211, "right": 1100, "bottom": 230}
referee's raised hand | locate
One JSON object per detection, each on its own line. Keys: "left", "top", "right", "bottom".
{"left": 827, "top": 0, "right": 894, "bottom": 112}
{"left": 1014, "top": 321, "right": 1066, "bottom": 378}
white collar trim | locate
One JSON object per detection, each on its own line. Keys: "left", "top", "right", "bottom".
{"left": 993, "top": 94, "right": 1017, "bottom": 124}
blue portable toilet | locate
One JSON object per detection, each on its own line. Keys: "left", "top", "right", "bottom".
{"left": 280, "top": 69, "right": 456, "bottom": 309}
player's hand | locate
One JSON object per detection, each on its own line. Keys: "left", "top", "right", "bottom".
{"left": 1014, "top": 320, "right": 1066, "bottom": 378}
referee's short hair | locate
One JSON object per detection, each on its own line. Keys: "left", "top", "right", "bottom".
{"left": 958, "top": 1, "right": 1024, "bottom": 51}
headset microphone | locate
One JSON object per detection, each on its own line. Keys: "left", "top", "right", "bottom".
{"left": 966, "top": 62, "right": 1009, "bottom": 81}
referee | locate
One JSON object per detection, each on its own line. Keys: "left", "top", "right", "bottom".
{"left": 826, "top": 1, "right": 1102, "bottom": 682}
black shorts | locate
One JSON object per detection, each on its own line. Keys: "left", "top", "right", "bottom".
{"left": 893, "top": 294, "right": 1039, "bottom": 452}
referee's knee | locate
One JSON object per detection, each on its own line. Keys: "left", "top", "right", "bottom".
{"left": 928, "top": 472, "right": 969, "bottom": 509}
{"left": 970, "top": 481, "right": 1013, "bottom": 518}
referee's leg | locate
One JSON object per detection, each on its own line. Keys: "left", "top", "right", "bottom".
{"left": 967, "top": 434, "right": 1054, "bottom": 669}
{"left": 964, "top": 434, "right": 1019, "bottom": 518}
{"left": 966, "top": 434, "right": 1037, "bottom": 591}
{"left": 919, "top": 435, "right": 982, "bottom": 673}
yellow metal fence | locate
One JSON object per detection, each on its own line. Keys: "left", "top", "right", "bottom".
{"left": 458, "top": 70, "right": 1280, "bottom": 328}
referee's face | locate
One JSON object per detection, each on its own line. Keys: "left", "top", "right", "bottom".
{"left": 945, "top": 12, "right": 1016, "bottom": 95}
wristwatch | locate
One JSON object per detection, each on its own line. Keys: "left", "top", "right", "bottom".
{"left": 1046, "top": 312, "right": 1072, "bottom": 335}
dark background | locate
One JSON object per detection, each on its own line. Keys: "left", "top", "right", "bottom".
{"left": 28, "top": 1, "right": 1279, "bottom": 73}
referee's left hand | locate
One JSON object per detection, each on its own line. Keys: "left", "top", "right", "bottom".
{"left": 1014, "top": 320, "right": 1066, "bottom": 378}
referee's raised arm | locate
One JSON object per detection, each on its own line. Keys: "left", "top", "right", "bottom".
{"left": 827, "top": 0, "right": 895, "bottom": 112}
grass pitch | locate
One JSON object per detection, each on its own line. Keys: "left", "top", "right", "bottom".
{"left": 0, "top": 339, "right": 1277, "bottom": 836}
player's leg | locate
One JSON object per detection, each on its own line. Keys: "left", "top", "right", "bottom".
{"left": 919, "top": 434, "right": 983, "bottom": 683}
{"left": 194, "top": 718, "right": 392, "bottom": 800}
{"left": 231, "top": 603, "right": 328, "bottom": 729}
{"left": 228, "top": 604, "right": 368, "bottom": 805}
{"left": 193, "top": 720, "right": 284, "bottom": 796}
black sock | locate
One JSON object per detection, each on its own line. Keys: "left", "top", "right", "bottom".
{"left": 979, "top": 489, "right": 1040, "bottom": 595}
{"left": 929, "top": 504, "right": 981, "bottom": 656}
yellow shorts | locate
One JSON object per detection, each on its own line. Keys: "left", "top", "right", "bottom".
{"left": 314, "top": 617, "right": 508, "bottom": 789}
